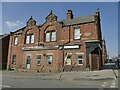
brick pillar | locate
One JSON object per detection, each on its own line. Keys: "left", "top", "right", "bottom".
{"left": 89, "top": 54, "right": 92, "bottom": 71}
{"left": 7, "top": 34, "right": 13, "bottom": 70}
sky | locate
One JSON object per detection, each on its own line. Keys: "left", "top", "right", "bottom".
{"left": 2, "top": 2, "right": 118, "bottom": 58}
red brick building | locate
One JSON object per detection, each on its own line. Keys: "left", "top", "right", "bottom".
{"left": 7, "top": 9, "right": 106, "bottom": 72}
{"left": 102, "top": 39, "right": 107, "bottom": 65}
{"left": 0, "top": 34, "right": 10, "bottom": 70}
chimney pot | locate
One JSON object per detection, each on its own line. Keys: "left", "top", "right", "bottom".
{"left": 67, "top": 9, "right": 73, "bottom": 19}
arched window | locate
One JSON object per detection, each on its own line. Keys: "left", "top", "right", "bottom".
{"left": 25, "top": 34, "right": 34, "bottom": 44}
{"left": 45, "top": 30, "right": 56, "bottom": 42}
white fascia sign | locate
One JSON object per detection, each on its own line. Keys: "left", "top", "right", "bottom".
{"left": 64, "top": 45, "right": 79, "bottom": 49}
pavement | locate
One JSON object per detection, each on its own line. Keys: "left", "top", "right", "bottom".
{"left": 2, "top": 62, "right": 119, "bottom": 81}
{"left": 1, "top": 62, "right": 119, "bottom": 88}
{"left": 37, "top": 69, "right": 118, "bottom": 81}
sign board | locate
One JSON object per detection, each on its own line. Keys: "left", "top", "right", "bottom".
{"left": 64, "top": 45, "right": 79, "bottom": 49}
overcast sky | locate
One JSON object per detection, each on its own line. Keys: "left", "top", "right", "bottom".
{"left": 2, "top": 2, "right": 118, "bottom": 58}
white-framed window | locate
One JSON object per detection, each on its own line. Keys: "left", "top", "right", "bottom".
{"left": 77, "top": 54, "right": 84, "bottom": 65}
{"left": 51, "top": 31, "right": 56, "bottom": 41}
{"left": 31, "top": 34, "right": 34, "bottom": 43}
{"left": 46, "top": 32, "right": 50, "bottom": 42}
{"left": 26, "top": 35, "right": 30, "bottom": 44}
{"left": 47, "top": 55, "right": 53, "bottom": 65}
{"left": 14, "top": 37, "right": 18, "bottom": 45}
{"left": 74, "top": 28, "right": 81, "bottom": 40}
{"left": 65, "top": 54, "right": 72, "bottom": 65}
{"left": 36, "top": 55, "right": 41, "bottom": 65}
{"left": 45, "top": 30, "right": 56, "bottom": 42}
{"left": 25, "top": 34, "right": 34, "bottom": 44}
{"left": 12, "top": 55, "right": 16, "bottom": 65}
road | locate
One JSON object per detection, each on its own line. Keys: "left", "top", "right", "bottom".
{"left": 1, "top": 62, "right": 119, "bottom": 89}
{"left": 2, "top": 71, "right": 118, "bottom": 88}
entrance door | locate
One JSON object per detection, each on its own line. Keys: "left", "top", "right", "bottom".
{"left": 26, "top": 56, "right": 31, "bottom": 69}
{"left": 91, "top": 54, "right": 98, "bottom": 70}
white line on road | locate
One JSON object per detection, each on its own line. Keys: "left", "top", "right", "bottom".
{"left": 110, "top": 82, "right": 116, "bottom": 88}
{"left": 101, "top": 82, "right": 107, "bottom": 87}
{"left": 101, "top": 84, "right": 106, "bottom": 87}
{"left": 110, "top": 85, "right": 115, "bottom": 88}
{"left": 0, "top": 85, "right": 11, "bottom": 88}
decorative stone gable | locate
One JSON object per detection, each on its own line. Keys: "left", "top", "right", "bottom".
{"left": 46, "top": 11, "right": 57, "bottom": 22}
{"left": 27, "top": 16, "right": 36, "bottom": 26}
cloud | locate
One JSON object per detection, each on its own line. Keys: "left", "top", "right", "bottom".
{"left": 5, "top": 20, "right": 24, "bottom": 29}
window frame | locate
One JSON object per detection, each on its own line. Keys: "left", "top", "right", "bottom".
{"left": 45, "top": 30, "right": 56, "bottom": 42}
{"left": 64, "top": 54, "right": 72, "bottom": 65}
{"left": 47, "top": 55, "right": 53, "bottom": 65}
{"left": 77, "top": 54, "right": 84, "bottom": 65}
{"left": 12, "top": 55, "right": 16, "bottom": 65}
{"left": 36, "top": 55, "right": 41, "bottom": 65}
{"left": 30, "top": 34, "right": 35, "bottom": 43}
{"left": 73, "top": 28, "right": 81, "bottom": 40}
{"left": 45, "top": 31, "right": 51, "bottom": 42}
{"left": 51, "top": 31, "right": 56, "bottom": 41}
{"left": 14, "top": 36, "right": 18, "bottom": 45}
{"left": 25, "top": 34, "right": 34, "bottom": 44}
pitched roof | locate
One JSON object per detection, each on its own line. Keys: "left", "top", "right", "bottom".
{"left": 13, "top": 27, "right": 25, "bottom": 34}
{"left": 0, "top": 34, "right": 10, "bottom": 39}
{"left": 12, "top": 14, "right": 96, "bottom": 34}
{"left": 60, "top": 14, "right": 95, "bottom": 26}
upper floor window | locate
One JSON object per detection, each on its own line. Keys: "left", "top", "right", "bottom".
{"left": 74, "top": 28, "right": 81, "bottom": 40}
{"left": 25, "top": 34, "right": 34, "bottom": 44}
{"left": 45, "top": 30, "right": 56, "bottom": 42}
{"left": 51, "top": 31, "right": 56, "bottom": 41}
{"left": 46, "top": 32, "right": 50, "bottom": 42}
{"left": 14, "top": 37, "right": 18, "bottom": 45}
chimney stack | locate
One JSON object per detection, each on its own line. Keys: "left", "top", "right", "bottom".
{"left": 67, "top": 9, "right": 74, "bottom": 20}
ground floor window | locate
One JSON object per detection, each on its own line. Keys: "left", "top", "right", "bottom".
{"left": 77, "top": 54, "right": 84, "bottom": 65}
{"left": 65, "top": 54, "right": 72, "bottom": 65}
{"left": 47, "top": 55, "right": 53, "bottom": 65}
{"left": 12, "top": 55, "right": 16, "bottom": 65}
{"left": 36, "top": 55, "right": 41, "bottom": 65}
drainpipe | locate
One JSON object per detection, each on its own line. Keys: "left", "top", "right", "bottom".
{"left": 38, "top": 29, "right": 40, "bottom": 46}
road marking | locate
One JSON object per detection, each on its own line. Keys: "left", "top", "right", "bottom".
{"left": 110, "top": 82, "right": 116, "bottom": 88}
{"left": 101, "top": 84, "right": 106, "bottom": 87}
{"left": 101, "top": 82, "right": 107, "bottom": 87}
{"left": 110, "top": 85, "right": 115, "bottom": 88}
{"left": 103, "top": 82, "right": 107, "bottom": 85}
{"left": 0, "top": 85, "right": 11, "bottom": 88}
